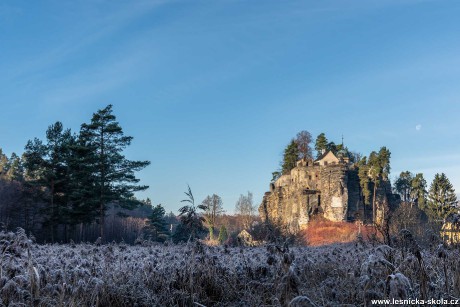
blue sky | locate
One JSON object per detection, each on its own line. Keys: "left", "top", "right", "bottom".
{"left": 1, "top": 0, "right": 460, "bottom": 213}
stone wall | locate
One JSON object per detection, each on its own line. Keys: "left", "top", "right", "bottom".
{"left": 259, "top": 160, "right": 400, "bottom": 232}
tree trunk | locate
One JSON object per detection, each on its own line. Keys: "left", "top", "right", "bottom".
{"left": 362, "top": 191, "right": 366, "bottom": 223}
{"left": 372, "top": 182, "right": 377, "bottom": 225}
{"left": 100, "top": 126, "right": 105, "bottom": 242}
{"left": 100, "top": 201, "right": 104, "bottom": 241}
{"left": 79, "top": 222, "right": 83, "bottom": 242}
{"left": 51, "top": 179, "right": 55, "bottom": 243}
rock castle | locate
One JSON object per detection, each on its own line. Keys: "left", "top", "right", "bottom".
{"left": 258, "top": 150, "right": 399, "bottom": 232}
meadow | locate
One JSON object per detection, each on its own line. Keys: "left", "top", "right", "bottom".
{"left": 1, "top": 228, "right": 459, "bottom": 306}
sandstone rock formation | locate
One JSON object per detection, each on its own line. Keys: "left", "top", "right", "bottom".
{"left": 258, "top": 151, "right": 399, "bottom": 232}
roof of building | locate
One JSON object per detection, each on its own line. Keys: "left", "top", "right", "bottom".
{"left": 314, "top": 150, "right": 338, "bottom": 162}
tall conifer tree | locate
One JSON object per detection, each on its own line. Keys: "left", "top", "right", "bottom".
{"left": 367, "top": 147, "right": 391, "bottom": 223}
{"left": 0, "top": 149, "right": 9, "bottom": 179}
{"left": 23, "top": 122, "right": 74, "bottom": 242}
{"left": 144, "top": 204, "right": 169, "bottom": 242}
{"left": 314, "top": 133, "right": 328, "bottom": 158}
{"left": 411, "top": 173, "right": 427, "bottom": 209}
{"left": 6, "top": 153, "right": 24, "bottom": 181}
{"left": 281, "top": 139, "right": 300, "bottom": 174}
{"left": 79, "top": 105, "right": 150, "bottom": 241}
{"left": 395, "top": 171, "right": 413, "bottom": 203}
{"left": 426, "top": 173, "right": 457, "bottom": 221}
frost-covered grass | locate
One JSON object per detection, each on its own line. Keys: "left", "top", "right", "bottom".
{"left": 1, "top": 228, "right": 460, "bottom": 306}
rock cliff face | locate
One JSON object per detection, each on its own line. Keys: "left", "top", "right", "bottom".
{"left": 258, "top": 153, "right": 399, "bottom": 232}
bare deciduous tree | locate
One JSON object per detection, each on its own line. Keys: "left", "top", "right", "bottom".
{"left": 235, "top": 191, "right": 255, "bottom": 229}
{"left": 200, "top": 194, "right": 224, "bottom": 229}
{"left": 296, "top": 130, "right": 313, "bottom": 160}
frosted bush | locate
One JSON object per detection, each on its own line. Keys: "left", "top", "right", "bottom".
{"left": 387, "top": 272, "right": 411, "bottom": 299}
{"left": 289, "top": 295, "right": 317, "bottom": 307}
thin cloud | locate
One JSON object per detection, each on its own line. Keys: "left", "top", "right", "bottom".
{"left": 2, "top": 0, "right": 165, "bottom": 85}
{"left": 42, "top": 48, "right": 154, "bottom": 106}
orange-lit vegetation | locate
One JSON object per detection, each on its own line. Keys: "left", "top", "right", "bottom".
{"left": 300, "top": 218, "right": 378, "bottom": 246}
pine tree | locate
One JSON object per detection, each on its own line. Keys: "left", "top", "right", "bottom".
{"left": 314, "top": 133, "right": 328, "bottom": 158}
{"left": 426, "top": 173, "right": 457, "bottom": 221}
{"left": 394, "top": 171, "right": 427, "bottom": 208}
{"left": 0, "top": 150, "right": 24, "bottom": 181}
{"left": 23, "top": 122, "right": 74, "bottom": 242}
{"left": 79, "top": 105, "right": 150, "bottom": 241}
{"left": 218, "top": 225, "right": 228, "bottom": 244}
{"left": 66, "top": 134, "right": 100, "bottom": 229}
{"left": 368, "top": 147, "right": 391, "bottom": 223}
{"left": 411, "top": 173, "right": 427, "bottom": 209}
{"left": 6, "top": 153, "right": 24, "bottom": 181}
{"left": 281, "top": 139, "right": 299, "bottom": 174}
{"left": 144, "top": 204, "right": 169, "bottom": 242}
{"left": 357, "top": 157, "right": 371, "bottom": 204}
{"left": 395, "top": 171, "right": 413, "bottom": 203}
{"left": 0, "top": 148, "right": 9, "bottom": 179}
{"left": 327, "top": 142, "right": 338, "bottom": 154}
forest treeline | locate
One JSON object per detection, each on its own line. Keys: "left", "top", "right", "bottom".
{"left": 0, "top": 105, "right": 259, "bottom": 244}
{"left": 0, "top": 105, "right": 151, "bottom": 243}
{"left": 1, "top": 114, "right": 458, "bottom": 245}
